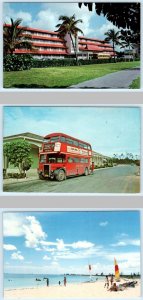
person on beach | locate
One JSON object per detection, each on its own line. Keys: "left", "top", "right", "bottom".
{"left": 91, "top": 162, "right": 95, "bottom": 174}
{"left": 108, "top": 282, "right": 126, "bottom": 292}
{"left": 64, "top": 276, "right": 67, "bottom": 287}
{"left": 104, "top": 276, "right": 109, "bottom": 288}
{"left": 110, "top": 275, "right": 114, "bottom": 286}
{"left": 108, "top": 282, "right": 118, "bottom": 291}
{"left": 59, "top": 281, "right": 61, "bottom": 286}
{"left": 46, "top": 278, "right": 49, "bottom": 286}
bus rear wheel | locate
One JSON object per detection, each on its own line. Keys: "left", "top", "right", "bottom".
{"left": 84, "top": 168, "right": 89, "bottom": 176}
{"left": 56, "top": 169, "right": 66, "bottom": 181}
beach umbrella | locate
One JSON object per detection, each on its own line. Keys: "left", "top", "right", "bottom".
{"left": 114, "top": 258, "right": 120, "bottom": 281}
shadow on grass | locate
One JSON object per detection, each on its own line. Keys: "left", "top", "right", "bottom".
{"left": 6, "top": 84, "right": 69, "bottom": 89}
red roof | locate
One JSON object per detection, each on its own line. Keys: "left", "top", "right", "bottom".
{"left": 25, "top": 34, "right": 64, "bottom": 42}
{"left": 79, "top": 36, "right": 103, "bottom": 42}
{"left": 79, "top": 41, "right": 104, "bottom": 46}
{"left": 4, "top": 23, "right": 59, "bottom": 35}
{"left": 14, "top": 49, "right": 68, "bottom": 55}
{"left": 32, "top": 42, "right": 67, "bottom": 49}
{"left": 102, "top": 43, "right": 112, "bottom": 47}
{"left": 79, "top": 45, "right": 104, "bottom": 52}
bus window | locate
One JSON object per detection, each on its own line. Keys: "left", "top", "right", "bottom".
{"left": 73, "top": 157, "right": 80, "bottom": 163}
{"left": 49, "top": 157, "right": 56, "bottom": 163}
{"left": 83, "top": 144, "right": 88, "bottom": 149}
{"left": 73, "top": 140, "right": 78, "bottom": 147}
{"left": 81, "top": 158, "right": 88, "bottom": 163}
{"left": 66, "top": 138, "right": 73, "bottom": 145}
{"left": 79, "top": 143, "right": 84, "bottom": 148}
{"left": 57, "top": 157, "right": 65, "bottom": 163}
{"left": 87, "top": 145, "right": 91, "bottom": 150}
{"left": 68, "top": 157, "right": 73, "bottom": 163}
{"left": 60, "top": 136, "right": 66, "bottom": 143}
{"left": 40, "top": 154, "right": 47, "bottom": 163}
{"left": 50, "top": 136, "right": 59, "bottom": 142}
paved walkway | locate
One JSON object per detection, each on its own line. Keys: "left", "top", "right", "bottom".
{"left": 70, "top": 68, "right": 140, "bottom": 89}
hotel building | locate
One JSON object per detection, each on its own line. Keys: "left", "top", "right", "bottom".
{"left": 4, "top": 24, "right": 115, "bottom": 59}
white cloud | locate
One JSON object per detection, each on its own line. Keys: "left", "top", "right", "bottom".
{"left": 11, "top": 251, "right": 24, "bottom": 261}
{"left": 99, "top": 221, "right": 108, "bottom": 227}
{"left": 5, "top": 249, "right": 140, "bottom": 275}
{"left": 3, "top": 3, "right": 32, "bottom": 25}
{"left": 71, "top": 241, "right": 94, "bottom": 249}
{"left": 95, "top": 22, "right": 118, "bottom": 38}
{"left": 43, "top": 255, "right": 51, "bottom": 261}
{"left": 56, "top": 239, "right": 67, "bottom": 251}
{"left": 3, "top": 244, "right": 17, "bottom": 251}
{"left": 111, "top": 239, "right": 140, "bottom": 247}
{"left": 3, "top": 3, "right": 96, "bottom": 37}
{"left": 16, "top": 11, "right": 32, "bottom": 23}
{"left": 3, "top": 213, "right": 25, "bottom": 237}
{"left": 23, "top": 216, "right": 47, "bottom": 248}
{"left": 51, "top": 261, "right": 59, "bottom": 266}
{"left": 3, "top": 213, "right": 47, "bottom": 249}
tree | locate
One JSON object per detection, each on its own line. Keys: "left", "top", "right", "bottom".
{"left": 78, "top": 3, "right": 140, "bottom": 34}
{"left": 3, "top": 140, "right": 33, "bottom": 175}
{"left": 104, "top": 29, "right": 120, "bottom": 62}
{"left": 120, "top": 30, "right": 136, "bottom": 61}
{"left": 56, "top": 14, "right": 83, "bottom": 65}
{"left": 3, "top": 18, "right": 33, "bottom": 55}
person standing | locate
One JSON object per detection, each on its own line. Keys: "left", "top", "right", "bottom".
{"left": 46, "top": 278, "right": 49, "bottom": 286}
{"left": 110, "top": 275, "right": 114, "bottom": 286}
{"left": 104, "top": 275, "right": 109, "bottom": 288}
{"left": 64, "top": 276, "right": 67, "bottom": 287}
{"left": 91, "top": 162, "right": 95, "bottom": 174}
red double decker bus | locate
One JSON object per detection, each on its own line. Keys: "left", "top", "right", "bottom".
{"left": 38, "top": 132, "right": 93, "bottom": 181}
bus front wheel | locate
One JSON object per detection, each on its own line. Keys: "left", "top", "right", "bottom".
{"left": 39, "top": 174, "right": 44, "bottom": 180}
{"left": 84, "top": 168, "right": 89, "bottom": 176}
{"left": 56, "top": 169, "right": 66, "bottom": 181}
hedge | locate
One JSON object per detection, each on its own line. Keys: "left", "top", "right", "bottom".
{"left": 3, "top": 55, "right": 140, "bottom": 71}
{"left": 32, "top": 58, "right": 114, "bottom": 68}
{"left": 3, "top": 54, "right": 34, "bottom": 71}
{"left": 32, "top": 57, "right": 139, "bottom": 68}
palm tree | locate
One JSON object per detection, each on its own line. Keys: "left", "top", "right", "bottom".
{"left": 119, "top": 31, "right": 134, "bottom": 61}
{"left": 3, "top": 18, "right": 32, "bottom": 55}
{"left": 56, "top": 14, "right": 83, "bottom": 65}
{"left": 104, "top": 29, "right": 121, "bottom": 62}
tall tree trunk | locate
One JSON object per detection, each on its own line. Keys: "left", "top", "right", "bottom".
{"left": 129, "top": 43, "right": 131, "bottom": 61}
{"left": 70, "top": 34, "right": 78, "bottom": 66}
{"left": 113, "top": 41, "right": 116, "bottom": 63}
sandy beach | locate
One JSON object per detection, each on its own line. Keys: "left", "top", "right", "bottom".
{"left": 4, "top": 279, "right": 141, "bottom": 298}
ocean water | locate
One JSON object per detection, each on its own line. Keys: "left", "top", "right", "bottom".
{"left": 4, "top": 274, "right": 103, "bottom": 290}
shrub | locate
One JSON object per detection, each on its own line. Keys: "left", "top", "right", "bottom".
{"left": 7, "top": 173, "right": 26, "bottom": 179}
{"left": 32, "top": 58, "right": 115, "bottom": 68}
{"left": 3, "top": 54, "right": 34, "bottom": 71}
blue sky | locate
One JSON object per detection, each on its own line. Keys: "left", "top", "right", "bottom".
{"left": 3, "top": 2, "right": 120, "bottom": 39}
{"left": 3, "top": 211, "right": 140, "bottom": 275}
{"left": 3, "top": 106, "right": 140, "bottom": 157}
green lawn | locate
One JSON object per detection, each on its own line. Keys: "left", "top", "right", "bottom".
{"left": 4, "top": 61, "right": 140, "bottom": 89}
{"left": 129, "top": 76, "right": 140, "bottom": 89}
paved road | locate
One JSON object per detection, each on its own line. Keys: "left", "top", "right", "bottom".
{"left": 71, "top": 68, "right": 140, "bottom": 89}
{"left": 3, "top": 165, "right": 140, "bottom": 193}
